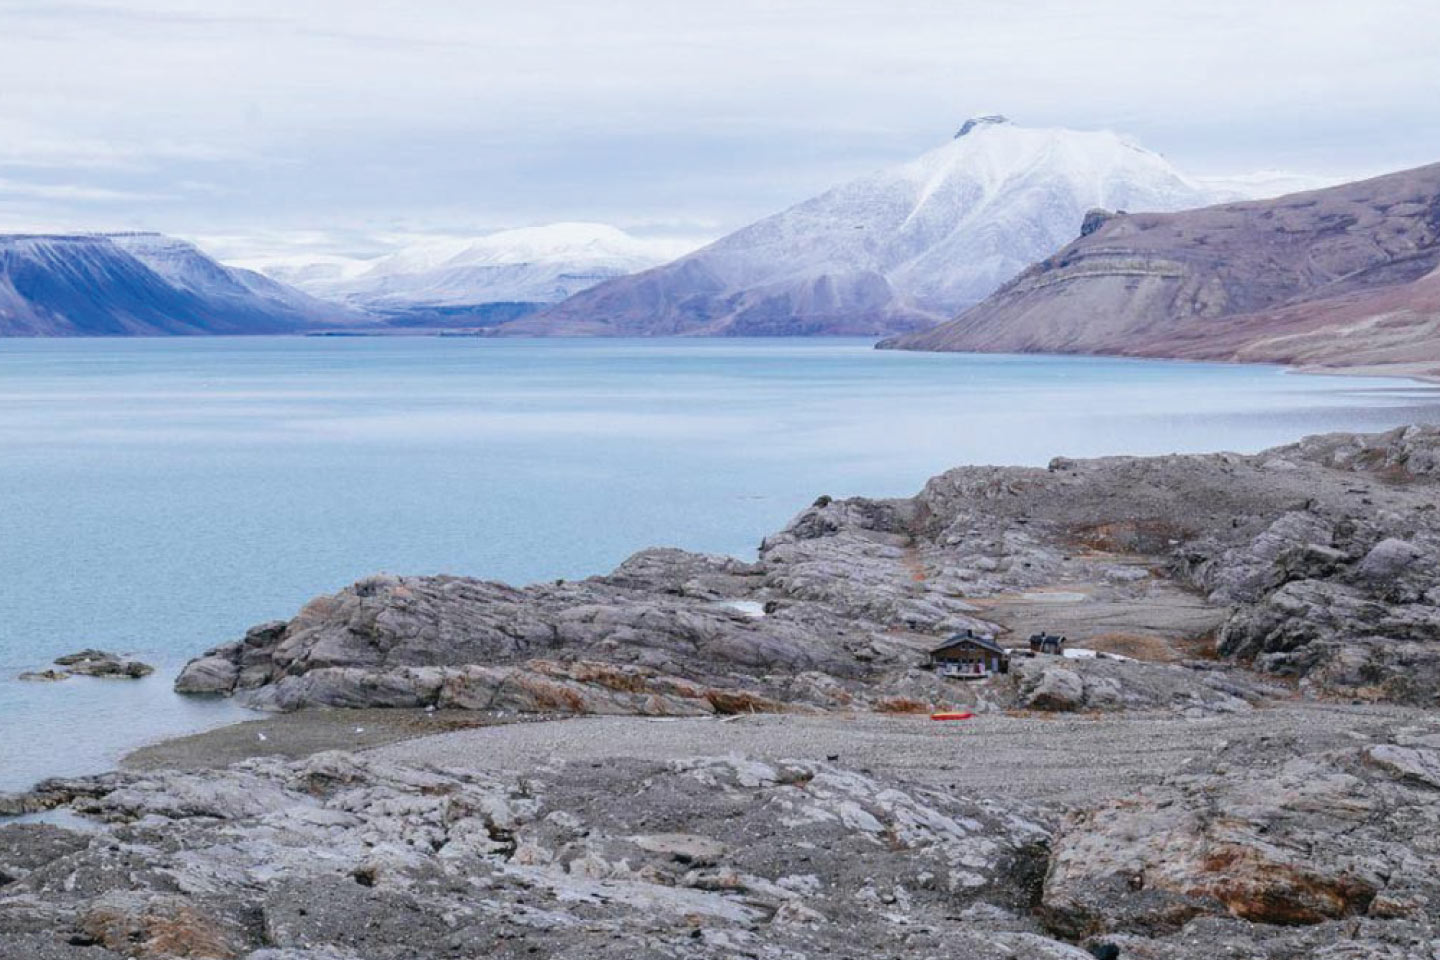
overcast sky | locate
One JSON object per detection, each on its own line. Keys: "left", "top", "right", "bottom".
{"left": 1, "top": 0, "right": 1437, "bottom": 262}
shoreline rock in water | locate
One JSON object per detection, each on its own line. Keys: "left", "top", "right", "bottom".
{"left": 18, "top": 650, "right": 154, "bottom": 682}
{"left": 178, "top": 425, "right": 1440, "bottom": 715}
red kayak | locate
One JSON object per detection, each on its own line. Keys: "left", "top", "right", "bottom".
{"left": 930, "top": 711, "right": 975, "bottom": 721}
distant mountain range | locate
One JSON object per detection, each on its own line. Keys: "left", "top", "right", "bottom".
{"left": 496, "top": 117, "right": 1306, "bottom": 337}
{"left": 0, "top": 120, "right": 1398, "bottom": 352}
{"left": 0, "top": 233, "right": 355, "bottom": 336}
{"left": 883, "top": 162, "right": 1440, "bottom": 370}
{"left": 264, "top": 223, "right": 692, "bottom": 327}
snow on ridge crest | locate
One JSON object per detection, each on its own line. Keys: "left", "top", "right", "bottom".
{"left": 274, "top": 221, "right": 692, "bottom": 310}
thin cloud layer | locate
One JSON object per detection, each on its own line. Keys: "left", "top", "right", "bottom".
{"left": 0, "top": 0, "right": 1435, "bottom": 260}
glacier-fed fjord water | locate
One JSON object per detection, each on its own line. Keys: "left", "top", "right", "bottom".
{"left": 2, "top": 336, "right": 1438, "bottom": 791}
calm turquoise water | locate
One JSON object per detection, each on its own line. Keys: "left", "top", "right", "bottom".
{"left": 2, "top": 337, "right": 1438, "bottom": 790}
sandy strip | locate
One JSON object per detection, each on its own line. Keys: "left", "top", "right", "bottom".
{"left": 1293, "top": 361, "right": 1440, "bottom": 384}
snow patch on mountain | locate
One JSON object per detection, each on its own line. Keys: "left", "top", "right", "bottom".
{"left": 269, "top": 223, "right": 696, "bottom": 318}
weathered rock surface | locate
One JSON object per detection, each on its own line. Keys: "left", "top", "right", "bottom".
{"left": 179, "top": 426, "right": 1440, "bottom": 715}
{"left": 17, "top": 669, "right": 69, "bottom": 683}
{"left": 61, "top": 654, "right": 155, "bottom": 679}
{"left": 19, "top": 650, "right": 154, "bottom": 682}
{"left": 6, "top": 708, "right": 1440, "bottom": 958}
{"left": 1042, "top": 740, "right": 1440, "bottom": 946}
{"left": 0, "top": 752, "right": 1071, "bottom": 959}
{"left": 175, "top": 545, "right": 1007, "bottom": 717}
{"left": 1010, "top": 657, "right": 1273, "bottom": 716}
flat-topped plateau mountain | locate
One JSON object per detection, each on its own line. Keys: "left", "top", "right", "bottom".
{"left": 5, "top": 425, "right": 1440, "bottom": 959}
{"left": 0, "top": 233, "right": 356, "bottom": 336}
{"left": 500, "top": 117, "right": 1236, "bottom": 337}
{"left": 886, "top": 162, "right": 1440, "bottom": 371}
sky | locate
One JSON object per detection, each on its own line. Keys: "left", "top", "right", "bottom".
{"left": 0, "top": 0, "right": 1437, "bottom": 264}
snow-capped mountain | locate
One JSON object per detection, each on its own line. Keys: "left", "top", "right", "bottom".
{"left": 500, "top": 117, "right": 1261, "bottom": 337}
{"left": 106, "top": 233, "right": 354, "bottom": 324}
{"left": 0, "top": 232, "right": 358, "bottom": 336}
{"left": 275, "top": 223, "right": 694, "bottom": 325}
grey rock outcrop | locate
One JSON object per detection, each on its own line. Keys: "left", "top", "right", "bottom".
{"left": 0, "top": 752, "right": 1067, "bottom": 959}
{"left": 5, "top": 711, "right": 1440, "bottom": 958}
{"left": 1019, "top": 662, "right": 1087, "bottom": 710}
{"left": 19, "top": 650, "right": 154, "bottom": 682}
{"left": 17, "top": 670, "right": 69, "bottom": 683}
{"left": 178, "top": 426, "right": 1440, "bottom": 714}
{"left": 1042, "top": 741, "right": 1440, "bottom": 940}
{"left": 1012, "top": 657, "right": 1268, "bottom": 715}
{"left": 57, "top": 651, "right": 154, "bottom": 679}
{"left": 1079, "top": 207, "right": 1123, "bottom": 237}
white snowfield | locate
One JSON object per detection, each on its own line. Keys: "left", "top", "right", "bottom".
{"left": 269, "top": 222, "right": 693, "bottom": 312}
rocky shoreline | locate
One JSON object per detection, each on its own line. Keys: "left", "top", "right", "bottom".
{"left": 3, "top": 425, "right": 1440, "bottom": 958}
{"left": 176, "top": 424, "right": 1440, "bottom": 715}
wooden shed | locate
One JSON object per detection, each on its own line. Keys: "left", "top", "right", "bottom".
{"left": 928, "top": 630, "right": 1010, "bottom": 679}
{"left": 1028, "top": 632, "right": 1067, "bottom": 655}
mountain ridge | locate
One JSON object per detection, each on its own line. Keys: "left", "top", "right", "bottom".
{"left": 0, "top": 232, "right": 357, "bottom": 336}
{"left": 883, "top": 161, "right": 1440, "bottom": 369}
{"left": 496, "top": 119, "right": 1235, "bottom": 337}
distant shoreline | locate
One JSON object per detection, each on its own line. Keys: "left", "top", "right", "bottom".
{"left": 878, "top": 334, "right": 1440, "bottom": 389}
{"left": 1293, "top": 360, "right": 1440, "bottom": 386}
{"left": 9, "top": 329, "right": 1440, "bottom": 390}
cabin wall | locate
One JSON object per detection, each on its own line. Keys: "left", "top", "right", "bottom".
{"left": 932, "top": 647, "right": 1006, "bottom": 675}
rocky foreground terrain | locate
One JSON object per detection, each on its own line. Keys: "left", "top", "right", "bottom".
{"left": 3, "top": 424, "right": 1440, "bottom": 958}
{"left": 886, "top": 163, "right": 1440, "bottom": 373}
{"left": 3, "top": 708, "right": 1439, "bottom": 960}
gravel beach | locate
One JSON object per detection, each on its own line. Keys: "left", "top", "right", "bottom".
{"left": 120, "top": 698, "right": 1431, "bottom": 807}
{"left": 364, "top": 702, "right": 1432, "bottom": 804}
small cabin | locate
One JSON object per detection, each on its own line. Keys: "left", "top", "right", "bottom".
{"left": 928, "top": 630, "right": 1010, "bottom": 679}
{"left": 1029, "top": 632, "right": 1067, "bottom": 655}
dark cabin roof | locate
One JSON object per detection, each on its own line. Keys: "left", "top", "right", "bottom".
{"left": 930, "top": 630, "right": 1007, "bottom": 657}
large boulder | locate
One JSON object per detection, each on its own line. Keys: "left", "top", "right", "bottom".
{"left": 1041, "top": 744, "right": 1440, "bottom": 939}
{"left": 1012, "top": 657, "right": 1271, "bottom": 716}
{"left": 173, "top": 653, "right": 239, "bottom": 694}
